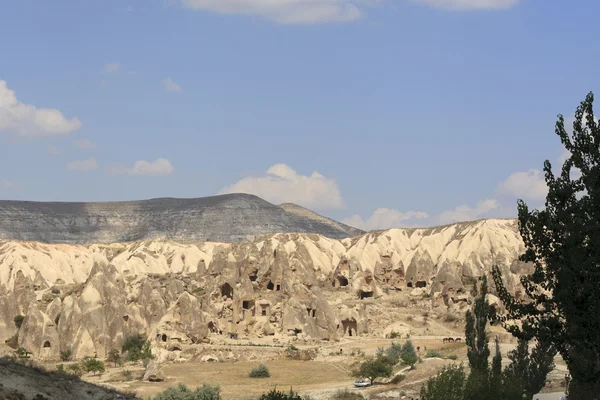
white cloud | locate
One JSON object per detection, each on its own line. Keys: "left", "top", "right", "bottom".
{"left": 497, "top": 169, "right": 548, "bottom": 201}
{"left": 0, "top": 81, "right": 82, "bottom": 137}
{"left": 343, "top": 208, "right": 429, "bottom": 231}
{"left": 73, "top": 138, "right": 96, "bottom": 149}
{"left": 411, "top": 0, "right": 519, "bottom": 10}
{"left": 109, "top": 158, "right": 175, "bottom": 176}
{"left": 163, "top": 78, "right": 182, "bottom": 93}
{"left": 67, "top": 158, "right": 98, "bottom": 172}
{"left": 438, "top": 198, "right": 499, "bottom": 224}
{"left": 218, "top": 163, "right": 344, "bottom": 209}
{"left": 105, "top": 62, "right": 120, "bottom": 73}
{"left": 181, "top": 0, "right": 364, "bottom": 24}
{"left": 48, "top": 146, "right": 61, "bottom": 156}
{"left": 0, "top": 179, "right": 22, "bottom": 191}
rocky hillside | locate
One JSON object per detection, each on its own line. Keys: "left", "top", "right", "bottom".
{"left": 0, "top": 357, "right": 139, "bottom": 400}
{"left": 0, "top": 218, "right": 529, "bottom": 362}
{"left": 0, "top": 194, "right": 364, "bottom": 244}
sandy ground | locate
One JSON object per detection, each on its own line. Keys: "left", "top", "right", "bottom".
{"left": 88, "top": 339, "right": 468, "bottom": 400}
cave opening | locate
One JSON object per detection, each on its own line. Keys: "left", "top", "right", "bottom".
{"left": 276, "top": 284, "right": 281, "bottom": 291}
{"left": 43, "top": 341, "right": 51, "bottom": 348}
{"left": 161, "top": 334, "right": 167, "bottom": 342}
{"left": 337, "top": 276, "right": 349, "bottom": 287}
{"left": 416, "top": 281, "right": 427, "bottom": 288}
{"left": 267, "top": 281, "right": 275, "bottom": 290}
{"left": 242, "top": 300, "right": 255, "bottom": 310}
{"left": 221, "top": 283, "right": 234, "bottom": 299}
{"left": 407, "top": 282, "right": 413, "bottom": 288}
{"left": 341, "top": 318, "right": 358, "bottom": 337}
{"left": 359, "top": 291, "right": 374, "bottom": 299}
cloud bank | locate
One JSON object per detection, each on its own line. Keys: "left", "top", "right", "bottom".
{"left": 110, "top": 158, "right": 175, "bottom": 176}
{"left": 0, "top": 81, "right": 81, "bottom": 137}
{"left": 219, "top": 163, "right": 344, "bottom": 209}
{"left": 180, "top": 0, "right": 364, "bottom": 24}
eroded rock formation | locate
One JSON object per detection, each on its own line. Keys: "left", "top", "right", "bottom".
{"left": 0, "top": 218, "right": 527, "bottom": 359}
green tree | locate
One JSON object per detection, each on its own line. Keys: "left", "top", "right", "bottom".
{"left": 351, "top": 355, "right": 393, "bottom": 385}
{"left": 81, "top": 357, "right": 105, "bottom": 376}
{"left": 492, "top": 92, "right": 600, "bottom": 398}
{"left": 386, "top": 342, "right": 403, "bottom": 365}
{"left": 107, "top": 349, "right": 121, "bottom": 367}
{"left": 400, "top": 340, "right": 418, "bottom": 369}
{"left": 465, "top": 276, "right": 490, "bottom": 374}
{"left": 419, "top": 364, "right": 467, "bottom": 400}
{"left": 13, "top": 315, "right": 25, "bottom": 329}
{"left": 503, "top": 339, "right": 556, "bottom": 400}
{"left": 149, "top": 383, "right": 221, "bottom": 400}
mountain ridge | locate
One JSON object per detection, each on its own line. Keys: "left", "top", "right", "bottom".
{"left": 0, "top": 193, "right": 361, "bottom": 244}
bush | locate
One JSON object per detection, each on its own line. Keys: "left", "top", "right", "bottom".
{"left": 60, "top": 349, "right": 72, "bottom": 362}
{"left": 122, "top": 369, "right": 133, "bottom": 381}
{"left": 387, "top": 331, "right": 401, "bottom": 339}
{"left": 390, "top": 374, "right": 405, "bottom": 384}
{"left": 258, "top": 388, "right": 304, "bottom": 400}
{"left": 443, "top": 314, "right": 458, "bottom": 323}
{"left": 249, "top": 363, "right": 270, "bottom": 378}
{"left": 122, "top": 334, "right": 153, "bottom": 363}
{"left": 420, "top": 364, "right": 466, "bottom": 400}
{"left": 150, "top": 383, "right": 221, "bottom": 400}
{"left": 16, "top": 347, "right": 31, "bottom": 359}
{"left": 424, "top": 349, "right": 443, "bottom": 359}
{"left": 331, "top": 389, "right": 364, "bottom": 400}
{"left": 447, "top": 354, "right": 458, "bottom": 360}
{"left": 14, "top": 315, "right": 25, "bottom": 329}
{"left": 67, "top": 364, "right": 83, "bottom": 376}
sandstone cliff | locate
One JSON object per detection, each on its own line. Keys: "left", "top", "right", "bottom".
{"left": 0, "top": 218, "right": 526, "bottom": 361}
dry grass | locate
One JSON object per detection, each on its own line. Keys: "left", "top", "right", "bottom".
{"left": 128, "top": 360, "right": 352, "bottom": 400}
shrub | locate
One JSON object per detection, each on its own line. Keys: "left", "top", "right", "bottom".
{"left": 424, "top": 349, "right": 443, "bottom": 359}
{"left": 331, "top": 389, "right": 364, "bottom": 400}
{"left": 249, "top": 363, "right": 270, "bottom": 378}
{"left": 150, "top": 383, "right": 221, "bottom": 400}
{"left": 14, "top": 315, "right": 25, "bottom": 329}
{"left": 60, "top": 349, "right": 72, "bottom": 361}
{"left": 122, "top": 334, "right": 153, "bottom": 363}
{"left": 390, "top": 374, "right": 406, "bottom": 384}
{"left": 443, "top": 314, "right": 458, "bottom": 323}
{"left": 406, "top": 316, "right": 414, "bottom": 322}
{"left": 447, "top": 354, "right": 458, "bottom": 360}
{"left": 67, "top": 364, "right": 83, "bottom": 376}
{"left": 56, "top": 364, "right": 65, "bottom": 373}
{"left": 16, "top": 347, "right": 31, "bottom": 359}
{"left": 122, "top": 369, "right": 133, "bottom": 381}
{"left": 258, "top": 388, "right": 304, "bottom": 400}
{"left": 387, "top": 331, "right": 401, "bottom": 339}
{"left": 420, "top": 364, "right": 466, "bottom": 400}
{"left": 287, "top": 344, "right": 298, "bottom": 352}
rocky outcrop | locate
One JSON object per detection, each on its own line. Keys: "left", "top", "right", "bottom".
{"left": 0, "top": 194, "right": 364, "bottom": 244}
{"left": 0, "top": 218, "right": 528, "bottom": 359}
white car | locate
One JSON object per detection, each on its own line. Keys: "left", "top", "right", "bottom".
{"left": 354, "top": 379, "right": 371, "bottom": 388}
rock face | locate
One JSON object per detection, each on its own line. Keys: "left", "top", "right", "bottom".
{"left": 0, "top": 218, "right": 528, "bottom": 360}
{"left": 0, "top": 194, "right": 364, "bottom": 244}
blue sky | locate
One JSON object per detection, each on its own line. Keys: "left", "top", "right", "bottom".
{"left": 0, "top": 0, "right": 598, "bottom": 230}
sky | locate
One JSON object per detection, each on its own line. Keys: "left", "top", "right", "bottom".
{"left": 0, "top": 0, "right": 599, "bottom": 231}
